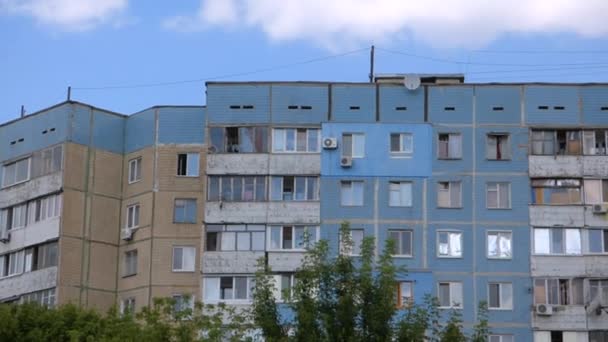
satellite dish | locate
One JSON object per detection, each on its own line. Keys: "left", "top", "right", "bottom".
{"left": 403, "top": 75, "right": 421, "bottom": 91}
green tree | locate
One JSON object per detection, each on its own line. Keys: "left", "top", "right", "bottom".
{"left": 251, "top": 258, "right": 287, "bottom": 341}
{"left": 440, "top": 309, "right": 466, "bottom": 342}
{"left": 395, "top": 294, "right": 441, "bottom": 342}
{"left": 471, "top": 301, "right": 490, "bottom": 342}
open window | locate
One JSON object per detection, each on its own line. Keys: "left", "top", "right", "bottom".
{"left": 210, "top": 127, "right": 268, "bottom": 153}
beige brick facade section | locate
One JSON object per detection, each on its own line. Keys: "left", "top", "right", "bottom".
{"left": 117, "top": 287, "right": 150, "bottom": 313}
{"left": 93, "top": 149, "right": 123, "bottom": 198}
{"left": 86, "top": 289, "right": 117, "bottom": 313}
{"left": 150, "top": 286, "right": 199, "bottom": 302}
{"left": 88, "top": 242, "right": 118, "bottom": 291}
{"left": 61, "top": 189, "right": 85, "bottom": 237}
{"left": 57, "top": 236, "right": 84, "bottom": 286}
{"left": 62, "top": 143, "right": 88, "bottom": 191}
{"left": 157, "top": 145, "right": 205, "bottom": 192}
{"left": 123, "top": 147, "right": 154, "bottom": 198}
{"left": 90, "top": 195, "right": 121, "bottom": 244}
{"left": 150, "top": 238, "right": 200, "bottom": 286}
{"left": 153, "top": 191, "right": 202, "bottom": 238}
{"left": 118, "top": 239, "right": 151, "bottom": 291}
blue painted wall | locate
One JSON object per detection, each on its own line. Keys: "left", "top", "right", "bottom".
{"left": 525, "top": 86, "right": 580, "bottom": 125}
{"left": 158, "top": 106, "right": 205, "bottom": 144}
{"left": 581, "top": 86, "right": 608, "bottom": 125}
{"left": 207, "top": 84, "right": 270, "bottom": 124}
{"left": 92, "top": 109, "right": 125, "bottom": 154}
{"left": 330, "top": 84, "right": 376, "bottom": 122}
{"left": 475, "top": 86, "right": 522, "bottom": 125}
{"left": 271, "top": 85, "right": 328, "bottom": 124}
{"left": 124, "top": 108, "right": 155, "bottom": 153}
{"left": 428, "top": 86, "right": 473, "bottom": 124}
{"left": 378, "top": 85, "right": 424, "bottom": 123}
{"left": 321, "top": 123, "right": 432, "bottom": 177}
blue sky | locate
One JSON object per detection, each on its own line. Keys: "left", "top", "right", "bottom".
{"left": 1, "top": 0, "right": 608, "bottom": 122}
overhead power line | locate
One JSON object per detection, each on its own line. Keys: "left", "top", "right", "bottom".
{"left": 472, "top": 49, "right": 608, "bottom": 54}
{"left": 73, "top": 47, "right": 369, "bottom": 90}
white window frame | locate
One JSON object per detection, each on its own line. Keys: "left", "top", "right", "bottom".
{"left": 587, "top": 229, "right": 608, "bottom": 254}
{"left": 120, "top": 297, "right": 136, "bottom": 315}
{"left": 173, "top": 198, "right": 197, "bottom": 224}
{"left": 274, "top": 273, "right": 296, "bottom": 302}
{"left": 534, "top": 278, "right": 584, "bottom": 306}
{"left": 340, "top": 180, "right": 364, "bottom": 206}
{"left": 172, "top": 294, "right": 195, "bottom": 312}
{"left": 206, "top": 224, "right": 266, "bottom": 252}
{"left": 172, "top": 246, "right": 196, "bottom": 272}
{"left": 342, "top": 133, "right": 365, "bottom": 158}
{"left": 489, "top": 335, "right": 514, "bottom": 342}
{"left": 438, "top": 282, "right": 463, "bottom": 309}
{"left": 203, "top": 276, "right": 254, "bottom": 303}
{"left": 589, "top": 279, "right": 608, "bottom": 306}
{"left": 390, "top": 133, "right": 414, "bottom": 157}
{"left": 268, "top": 226, "right": 319, "bottom": 251}
{"left": 388, "top": 181, "right": 412, "bottom": 207}
{"left": 2, "top": 157, "right": 31, "bottom": 188}
{"left": 437, "top": 231, "right": 462, "bottom": 258}
{"left": 486, "top": 231, "right": 512, "bottom": 259}
{"left": 272, "top": 128, "right": 320, "bottom": 153}
{"left": 10, "top": 203, "right": 27, "bottom": 230}
{"left": 341, "top": 229, "right": 364, "bottom": 256}
{"left": 7, "top": 250, "right": 24, "bottom": 276}
{"left": 396, "top": 281, "right": 414, "bottom": 307}
{"left": 123, "top": 250, "right": 137, "bottom": 277}
{"left": 389, "top": 230, "right": 413, "bottom": 257}
{"left": 488, "top": 282, "right": 513, "bottom": 310}
{"left": 486, "top": 182, "right": 511, "bottom": 209}
{"left": 486, "top": 133, "right": 511, "bottom": 160}
{"left": 533, "top": 228, "right": 581, "bottom": 255}
{"left": 270, "top": 176, "right": 319, "bottom": 201}
{"left": 177, "top": 153, "right": 200, "bottom": 177}
{"left": 583, "top": 179, "right": 608, "bottom": 204}
{"left": 437, "top": 133, "right": 462, "bottom": 159}
{"left": 126, "top": 204, "right": 140, "bottom": 229}
{"left": 437, "top": 181, "right": 462, "bottom": 208}
{"left": 582, "top": 130, "right": 608, "bottom": 155}
{"left": 128, "top": 157, "right": 142, "bottom": 184}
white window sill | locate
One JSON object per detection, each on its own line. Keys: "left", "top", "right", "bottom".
{"left": 489, "top": 307, "right": 513, "bottom": 311}
{"left": 172, "top": 269, "right": 196, "bottom": 273}
{"left": 128, "top": 179, "right": 141, "bottom": 185}
{"left": 439, "top": 306, "right": 462, "bottom": 310}
{"left": 437, "top": 255, "right": 463, "bottom": 259}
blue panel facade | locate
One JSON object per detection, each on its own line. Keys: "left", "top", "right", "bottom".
{"left": 321, "top": 123, "right": 432, "bottom": 177}
{"left": 378, "top": 85, "right": 424, "bottom": 123}
{"left": 68, "top": 103, "right": 93, "bottom": 146}
{"left": 207, "top": 84, "right": 270, "bottom": 124}
{"left": 158, "top": 107, "right": 205, "bottom": 144}
{"left": 475, "top": 127, "right": 529, "bottom": 173}
{"left": 581, "top": 86, "right": 608, "bottom": 125}
{"left": 0, "top": 103, "right": 70, "bottom": 162}
{"left": 92, "top": 110, "right": 125, "bottom": 154}
{"left": 431, "top": 127, "right": 473, "bottom": 173}
{"left": 525, "top": 86, "right": 580, "bottom": 125}
{"left": 428, "top": 86, "right": 473, "bottom": 124}
{"left": 271, "top": 85, "right": 328, "bottom": 124}
{"left": 475, "top": 86, "right": 522, "bottom": 125}
{"left": 125, "top": 109, "right": 155, "bottom": 153}
{"left": 330, "top": 84, "right": 376, "bottom": 122}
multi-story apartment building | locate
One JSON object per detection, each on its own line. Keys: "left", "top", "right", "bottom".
{"left": 0, "top": 101, "right": 205, "bottom": 314}
{"left": 1, "top": 76, "right": 607, "bottom": 341}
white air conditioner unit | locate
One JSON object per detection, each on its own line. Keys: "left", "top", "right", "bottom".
{"left": 340, "top": 156, "right": 352, "bottom": 168}
{"left": 0, "top": 229, "right": 10, "bottom": 243}
{"left": 121, "top": 227, "right": 134, "bottom": 241}
{"left": 592, "top": 204, "right": 607, "bottom": 215}
{"left": 535, "top": 304, "right": 553, "bottom": 316}
{"left": 323, "top": 137, "right": 338, "bottom": 149}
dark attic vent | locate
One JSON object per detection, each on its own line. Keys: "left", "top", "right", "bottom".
{"left": 395, "top": 106, "right": 407, "bottom": 111}
{"left": 42, "top": 130, "right": 48, "bottom": 134}
{"left": 538, "top": 105, "right": 549, "bottom": 110}
{"left": 349, "top": 106, "right": 360, "bottom": 110}
{"left": 288, "top": 105, "right": 298, "bottom": 110}
{"left": 229, "top": 105, "right": 241, "bottom": 109}
{"left": 492, "top": 106, "right": 504, "bottom": 111}
{"left": 554, "top": 106, "right": 565, "bottom": 110}
{"left": 601, "top": 106, "right": 608, "bottom": 111}
{"left": 10, "top": 141, "right": 16, "bottom": 145}
{"left": 50, "top": 128, "right": 55, "bottom": 132}
{"left": 444, "top": 106, "right": 455, "bottom": 111}
{"left": 18, "top": 138, "right": 24, "bottom": 142}
{"left": 242, "top": 105, "right": 254, "bottom": 109}
{"left": 300, "top": 105, "right": 312, "bottom": 110}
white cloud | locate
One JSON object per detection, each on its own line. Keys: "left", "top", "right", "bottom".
{"left": 1, "top": 0, "right": 128, "bottom": 31}
{"left": 163, "top": 0, "right": 608, "bottom": 48}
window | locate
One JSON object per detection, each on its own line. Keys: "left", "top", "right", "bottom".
{"left": 589, "top": 280, "right": 608, "bottom": 306}
{"left": 209, "top": 126, "right": 268, "bottom": 153}
{"left": 7, "top": 250, "right": 24, "bottom": 276}
{"left": 489, "top": 335, "right": 514, "bottom": 342}
{"left": 34, "top": 242, "right": 58, "bottom": 271}
{"left": 390, "top": 133, "right": 413, "bottom": 156}
{"left": 272, "top": 128, "right": 320, "bottom": 152}
{"left": 177, "top": 153, "right": 199, "bottom": 176}
{"left": 486, "top": 182, "right": 510, "bottom": 209}
{"left": 208, "top": 176, "right": 267, "bottom": 202}
{"left": 438, "top": 282, "right": 463, "bottom": 308}
{"left": 389, "top": 230, "right": 412, "bottom": 256}
{"left": 396, "top": 281, "right": 413, "bottom": 307}
{"left": 531, "top": 179, "right": 581, "bottom": 205}
{"left": 438, "top": 133, "right": 462, "bottom": 159}
{"left": 31, "top": 145, "right": 62, "bottom": 178}
{"left": 205, "top": 224, "right": 266, "bottom": 252}
{"left": 126, "top": 204, "right": 140, "bottom": 229}
{"left": 21, "top": 288, "right": 56, "bottom": 308}
{"left": 27, "top": 194, "right": 62, "bottom": 224}
{"left": 487, "top": 231, "right": 512, "bottom": 259}
{"left": 534, "top": 278, "right": 584, "bottom": 305}
{"left": 203, "top": 276, "right": 254, "bottom": 302}
{"left": 437, "top": 181, "right": 461, "bottom": 208}
{"left": 342, "top": 133, "right": 365, "bottom": 158}
{"left": 269, "top": 226, "right": 319, "bottom": 250}
{"left": 437, "top": 231, "right": 462, "bottom": 257}
{"left": 174, "top": 199, "right": 197, "bottom": 223}
{"left": 533, "top": 228, "right": 581, "bottom": 255}
{"left": 274, "top": 273, "right": 296, "bottom": 301}
{"left": 9, "top": 204, "right": 27, "bottom": 230}
{"left": 486, "top": 134, "right": 511, "bottom": 160}
{"left": 128, "top": 158, "right": 141, "bottom": 183}
{"left": 488, "top": 283, "right": 513, "bottom": 310}
{"left": 2, "top": 157, "right": 30, "bottom": 188}
{"left": 124, "top": 250, "right": 137, "bottom": 277}
{"left": 584, "top": 179, "right": 608, "bottom": 204}
{"left": 531, "top": 130, "right": 581, "bottom": 155}
{"left": 121, "top": 297, "right": 136, "bottom": 315}
{"left": 341, "top": 181, "right": 364, "bottom": 206}
{"left": 583, "top": 130, "right": 608, "bottom": 155}
{"left": 172, "top": 294, "right": 194, "bottom": 313}
{"left": 389, "top": 182, "right": 412, "bottom": 207}
{"left": 589, "top": 331, "right": 608, "bottom": 342}
{"left": 271, "top": 176, "right": 318, "bottom": 201}
{"left": 342, "top": 229, "right": 364, "bottom": 256}
{"left": 172, "top": 246, "right": 196, "bottom": 272}
{"left": 588, "top": 229, "right": 608, "bottom": 253}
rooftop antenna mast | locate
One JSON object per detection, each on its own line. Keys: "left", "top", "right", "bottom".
{"left": 67, "top": 86, "right": 71, "bottom": 101}
{"left": 369, "top": 45, "right": 375, "bottom": 83}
